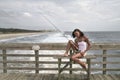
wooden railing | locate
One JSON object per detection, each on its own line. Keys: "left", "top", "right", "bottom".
{"left": 0, "top": 43, "right": 120, "bottom": 74}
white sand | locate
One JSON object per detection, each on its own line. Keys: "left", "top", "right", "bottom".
{"left": 0, "top": 32, "right": 42, "bottom": 40}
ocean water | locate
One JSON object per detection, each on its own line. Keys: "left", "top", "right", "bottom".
{"left": 0, "top": 31, "right": 120, "bottom": 74}
{"left": 0, "top": 31, "right": 120, "bottom": 43}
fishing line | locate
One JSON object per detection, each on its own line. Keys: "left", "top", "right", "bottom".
{"left": 38, "top": 8, "right": 70, "bottom": 40}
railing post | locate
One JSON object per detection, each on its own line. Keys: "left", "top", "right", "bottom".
{"left": 69, "top": 50, "right": 72, "bottom": 74}
{"left": 2, "top": 49, "right": 7, "bottom": 73}
{"left": 35, "top": 50, "right": 39, "bottom": 74}
{"left": 58, "top": 58, "right": 61, "bottom": 80}
{"left": 32, "top": 45, "right": 40, "bottom": 74}
{"left": 103, "top": 50, "right": 107, "bottom": 74}
{"left": 87, "top": 58, "right": 91, "bottom": 80}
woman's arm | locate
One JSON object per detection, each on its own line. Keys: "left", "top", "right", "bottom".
{"left": 74, "top": 38, "right": 79, "bottom": 50}
{"left": 83, "top": 36, "right": 91, "bottom": 53}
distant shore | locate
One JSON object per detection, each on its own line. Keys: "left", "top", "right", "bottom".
{"left": 0, "top": 28, "right": 55, "bottom": 40}
{"left": 0, "top": 32, "right": 45, "bottom": 40}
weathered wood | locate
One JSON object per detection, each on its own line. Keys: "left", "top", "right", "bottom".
{"left": 0, "top": 54, "right": 119, "bottom": 73}
{"left": 58, "top": 58, "right": 61, "bottom": 80}
{"left": 2, "top": 49, "right": 7, "bottom": 73}
{"left": 110, "top": 74, "right": 120, "bottom": 80}
{"left": 103, "top": 50, "right": 107, "bottom": 74}
{"left": 0, "top": 43, "right": 67, "bottom": 50}
{"left": 104, "top": 74, "right": 113, "bottom": 80}
{"left": 0, "top": 43, "right": 120, "bottom": 50}
{"left": 0, "top": 73, "right": 119, "bottom": 80}
{"left": 0, "top": 67, "right": 119, "bottom": 71}
{"left": 92, "top": 61, "right": 120, "bottom": 64}
{"left": 54, "top": 55, "right": 96, "bottom": 59}
{"left": 87, "top": 59, "right": 91, "bottom": 80}
{"left": 69, "top": 50, "right": 72, "bottom": 74}
{"left": 0, "top": 43, "right": 120, "bottom": 75}
{"left": 94, "top": 54, "right": 120, "bottom": 57}
{"left": 0, "top": 54, "right": 119, "bottom": 57}
{"left": 54, "top": 54, "right": 96, "bottom": 80}
{"left": 34, "top": 50, "right": 39, "bottom": 74}
{"left": 0, "top": 61, "right": 120, "bottom": 65}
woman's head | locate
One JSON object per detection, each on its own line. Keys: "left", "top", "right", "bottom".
{"left": 72, "top": 29, "right": 84, "bottom": 38}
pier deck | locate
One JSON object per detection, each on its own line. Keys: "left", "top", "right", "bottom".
{"left": 0, "top": 73, "right": 120, "bottom": 80}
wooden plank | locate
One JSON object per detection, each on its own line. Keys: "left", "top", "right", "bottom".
{"left": 115, "top": 74, "right": 120, "bottom": 79}
{"left": 50, "top": 74, "right": 57, "bottom": 80}
{"left": 0, "top": 74, "right": 120, "bottom": 80}
{"left": 103, "top": 50, "right": 107, "bottom": 74}
{"left": 84, "top": 55, "right": 96, "bottom": 59}
{"left": 0, "top": 61, "right": 120, "bottom": 65}
{"left": 26, "top": 74, "right": 36, "bottom": 80}
{"left": 14, "top": 73, "right": 23, "bottom": 80}
{"left": 34, "top": 50, "right": 39, "bottom": 74}
{"left": 0, "top": 61, "right": 36, "bottom": 63}
{"left": 54, "top": 55, "right": 96, "bottom": 59}
{"left": 5, "top": 54, "right": 35, "bottom": 57}
{"left": 2, "top": 49, "right": 7, "bottom": 73}
{"left": 0, "top": 43, "right": 67, "bottom": 50}
{"left": 69, "top": 50, "right": 72, "bottom": 74}
{"left": 0, "top": 61, "right": 59, "bottom": 64}
{"left": 0, "top": 60, "right": 120, "bottom": 65}
{"left": 16, "top": 73, "right": 27, "bottom": 80}
{"left": 94, "top": 54, "right": 120, "bottom": 57}
{"left": 0, "top": 43, "right": 120, "bottom": 50}
{"left": 35, "top": 74, "right": 42, "bottom": 80}
{"left": 0, "top": 67, "right": 119, "bottom": 71}
{"left": 103, "top": 75, "right": 113, "bottom": 80}
{"left": 105, "top": 68, "right": 120, "bottom": 71}
{"left": 90, "top": 75, "right": 94, "bottom": 80}
{"left": 92, "top": 68, "right": 120, "bottom": 71}
{"left": 0, "top": 73, "right": 9, "bottom": 80}
{"left": 2, "top": 73, "right": 17, "bottom": 80}
{"left": 109, "top": 74, "right": 120, "bottom": 80}
{"left": 92, "top": 74, "right": 101, "bottom": 80}
{"left": 0, "top": 54, "right": 119, "bottom": 58}
{"left": 2, "top": 73, "right": 11, "bottom": 80}
{"left": 87, "top": 58, "right": 91, "bottom": 80}
{"left": 100, "top": 74, "right": 106, "bottom": 80}
{"left": 58, "top": 58, "right": 61, "bottom": 80}
{"left": 44, "top": 74, "right": 53, "bottom": 80}
{"left": 92, "top": 61, "right": 120, "bottom": 64}
{"left": 11, "top": 73, "right": 20, "bottom": 80}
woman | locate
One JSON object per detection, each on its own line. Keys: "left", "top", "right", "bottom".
{"left": 64, "top": 29, "right": 91, "bottom": 70}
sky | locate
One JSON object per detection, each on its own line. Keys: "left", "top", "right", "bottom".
{"left": 0, "top": 0, "right": 120, "bottom": 31}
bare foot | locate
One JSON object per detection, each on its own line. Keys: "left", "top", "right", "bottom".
{"left": 81, "top": 63, "right": 87, "bottom": 71}
{"left": 63, "top": 53, "right": 69, "bottom": 56}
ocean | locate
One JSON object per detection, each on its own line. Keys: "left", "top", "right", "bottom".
{"left": 1, "top": 31, "right": 120, "bottom": 43}
{"left": 0, "top": 31, "right": 120, "bottom": 74}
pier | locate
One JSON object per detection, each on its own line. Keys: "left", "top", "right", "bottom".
{"left": 0, "top": 43, "right": 120, "bottom": 80}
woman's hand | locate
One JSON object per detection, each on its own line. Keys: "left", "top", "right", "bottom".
{"left": 81, "top": 52, "right": 86, "bottom": 56}
{"left": 63, "top": 53, "right": 69, "bottom": 56}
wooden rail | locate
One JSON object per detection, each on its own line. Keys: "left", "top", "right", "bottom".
{"left": 0, "top": 43, "right": 120, "bottom": 74}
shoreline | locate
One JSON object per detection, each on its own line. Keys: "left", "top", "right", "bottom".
{"left": 0, "top": 32, "right": 46, "bottom": 40}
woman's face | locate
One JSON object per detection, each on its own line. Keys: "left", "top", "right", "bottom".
{"left": 74, "top": 31, "right": 80, "bottom": 38}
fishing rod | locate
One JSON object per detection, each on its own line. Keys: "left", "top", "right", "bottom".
{"left": 38, "top": 8, "right": 70, "bottom": 40}
{"left": 38, "top": 8, "right": 78, "bottom": 67}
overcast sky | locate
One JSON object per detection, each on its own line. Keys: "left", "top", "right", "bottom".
{"left": 0, "top": 0, "right": 120, "bottom": 31}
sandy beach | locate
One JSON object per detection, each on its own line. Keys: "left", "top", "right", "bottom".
{"left": 0, "top": 32, "right": 43, "bottom": 40}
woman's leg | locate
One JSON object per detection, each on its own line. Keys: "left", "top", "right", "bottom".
{"left": 71, "top": 53, "right": 87, "bottom": 69}
{"left": 64, "top": 40, "right": 78, "bottom": 56}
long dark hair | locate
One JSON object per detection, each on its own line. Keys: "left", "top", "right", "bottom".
{"left": 72, "top": 29, "right": 84, "bottom": 38}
